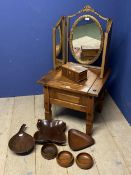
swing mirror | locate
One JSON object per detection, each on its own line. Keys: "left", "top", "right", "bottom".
{"left": 70, "top": 15, "right": 104, "bottom": 65}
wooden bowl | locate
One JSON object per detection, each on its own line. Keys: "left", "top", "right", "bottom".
{"left": 76, "top": 152, "right": 93, "bottom": 169}
{"left": 41, "top": 143, "right": 58, "bottom": 160}
{"left": 68, "top": 129, "right": 95, "bottom": 151}
{"left": 56, "top": 151, "right": 74, "bottom": 168}
{"left": 34, "top": 119, "right": 66, "bottom": 145}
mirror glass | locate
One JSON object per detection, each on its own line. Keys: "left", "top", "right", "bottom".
{"left": 70, "top": 15, "right": 103, "bottom": 64}
{"left": 55, "top": 26, "right": 62, "bottom": 57}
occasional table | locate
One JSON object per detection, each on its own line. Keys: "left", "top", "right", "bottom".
{"left": 38, "top": 69, "right": 110, "bottom": 135}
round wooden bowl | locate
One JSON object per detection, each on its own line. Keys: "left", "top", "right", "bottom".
{"left": 56, "top": 151, "right": 74, "bottom": 168}
{"left": 76, "top": 152, "right": 93, "bottom": 169}
{"left": 41, "top": 143, "right": 58, "bottom": 160}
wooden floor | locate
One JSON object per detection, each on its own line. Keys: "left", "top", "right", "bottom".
{"left": 0, "top": 94, "right": 131, "bottom": 175}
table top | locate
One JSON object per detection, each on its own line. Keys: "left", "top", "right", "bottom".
{"left": 38, "top": 69, "right": 110, "bottom": 97}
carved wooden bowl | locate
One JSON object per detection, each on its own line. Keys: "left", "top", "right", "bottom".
{"left": 34, "top": 119, "right": 66, "bottom": 145}
{"left": 56, "top": 151, "right": 74, "bottom": 168}
{"left": 37, "top": 119, "right": 66, "bottom": 130}
{"left": 41, "top": 143, "right": 58, "bottom": 160}
{"left": 76, "top": 152, "right": 93, "bottom": 169}
{"left": 68, "top": 129, "right": 95, "bottom": 151}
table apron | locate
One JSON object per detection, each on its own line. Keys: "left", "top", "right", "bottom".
{"left": 48, "top": 87, "right": 94, "bottom": 112}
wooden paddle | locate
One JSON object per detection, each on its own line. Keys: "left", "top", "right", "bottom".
{"left": 8, "top": 124, "right": 35, "bottom": 155}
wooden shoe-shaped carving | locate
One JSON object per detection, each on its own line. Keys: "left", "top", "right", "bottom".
{"left": 68, "top": 129, "right": 94, "bottom": 151}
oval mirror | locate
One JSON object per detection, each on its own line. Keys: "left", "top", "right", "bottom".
{"left": 70, "top": 15, "right": 103, "bottom": 64}
{"left": 55, "top": 26, "right": 62, "bottom": 57}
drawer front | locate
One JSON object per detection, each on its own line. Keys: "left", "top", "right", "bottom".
{"left": 49, "top": 88, "right": 86, "bottom": 106}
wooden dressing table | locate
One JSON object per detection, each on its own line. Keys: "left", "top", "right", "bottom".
{"left": 38, "top": 68, "right": 110, "bottom": 135}
{"left": 38, "top": 6, "right": 112, "bottom": 135}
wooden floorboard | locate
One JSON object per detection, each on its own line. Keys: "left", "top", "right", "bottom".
{"left": 4, "top": 96, "right": 36, "bottom": 175}
{"left": 55, "top": 105, "right": 100, "bottom": 175}
{"left": 89, "top": 114, "right": 130, "bottom": 175}
{"left": 0, "top": 98, "right": 14, "bottom": 175}
{"left": 34, "top": 95, "right": 67, "bottom": 175}
{"left": 0, "top": 94, "right": 130, "bottom": 175}
{"left": 101, "top": 94, "right": 131, "bottom": 174}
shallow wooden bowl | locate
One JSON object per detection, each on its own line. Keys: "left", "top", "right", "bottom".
{"left": 34, "top": 119, "right": 66, "bottom": 145}
{"left": 76, "top": 152, "right": 93, "bottom": 169}
{"left": 41, "top": 143, "right": 58, "bottom": 160}
{"left": 56, "top": 151, "right": 74, "bottom": 168}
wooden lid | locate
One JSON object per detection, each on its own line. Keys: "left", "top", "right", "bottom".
{"left": 62, "top": 62, "right": 87, "bottom": 73}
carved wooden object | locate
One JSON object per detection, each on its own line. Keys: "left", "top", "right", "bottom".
{"left": 34, "top": 119, "right": 66, "bottom": 144}
{"left": 38, "top": 5, "right": 112, "bottom": 135}
{"left": 76, "top": 152, "right": 94, "bottom": 169}
{"left": 38, "top": 69, "right": 110, "bottom": 135}
{"left": 8, "top": 124, "right": 35, "bottom": 155}
{"left": 62, "top": 62, "right": 87, "bottom": 82}
{"left": 56, "top": 151, "right": 74, "bottom": 168}
{"left": 68, "top": 129, "right": 94, "bottom": 151}
{"left": 41, "top": 143, "right": 58, "bottom": 160}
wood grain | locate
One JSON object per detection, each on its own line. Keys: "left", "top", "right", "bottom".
{"left": 39, "top": 68, "right": 110, "bottom": 135}
{"left": 101, "top": 94, "right": 131, "bottom": 174}
{"left": 88, "top": 70, "right": 110, "bottom": 96}
{"left": 0, "top": 94, "right": 130, "bottom": 175}
{"left": 88, "top": 113, "right": 130, "bottom": 175}
{"left": 54, "top": 104, "right": 100, "bottom": 175}
{"left": 4, "top": 96, "right": 36, "bottom": 175}
{"left": 0, "top": 98, "right": 14, "bottom": 175}
{"left": 34, "top": 95, "right": 67, "bottom": 175}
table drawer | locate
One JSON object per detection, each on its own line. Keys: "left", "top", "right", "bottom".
{"left": 49, "top": 88, "right": 86, "bottom": 106}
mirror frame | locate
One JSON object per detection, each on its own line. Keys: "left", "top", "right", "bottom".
{"left": 69, "top": 15, "right": 104, "bottom": 64}
{"left": 55, "top": 26, "right": 62, "bottom": 57}
{"left": 53, "top": 16, "right": 67, "bottom": 70}
{"left": 52, "top": 6, "right": 113, "bottom": 78}
{"left": 66, "top": 5, "right": 112, "bottom": 78}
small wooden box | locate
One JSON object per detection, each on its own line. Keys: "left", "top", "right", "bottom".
{"left": 62, "top": 62, "right": 87, "bottom": 82}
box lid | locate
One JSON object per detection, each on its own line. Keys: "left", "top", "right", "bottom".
{"left": 62, "top": 62, "right": 87, "bottom": 73}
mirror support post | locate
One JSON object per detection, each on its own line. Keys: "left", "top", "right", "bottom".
{"left": 66, "top": 16, "right": 70, "bottom": 63}
{"left": 62, "top": 16, "right": 67, "bottom": 64}
{"left": 53, "top": 27, "right": 56, "bottom": 70}
{"left": 100, "top": 32, "right": 109, "bottom": 78}
{"left": 100, "top": 19, "right": 112, "bottom": 78}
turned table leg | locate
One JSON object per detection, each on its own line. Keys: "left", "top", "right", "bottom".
{"left": 44, "top": 87, "right": 52, "bottom": 120}
{"left": 86, "top": 96, "right": 94, "bottom": 135}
